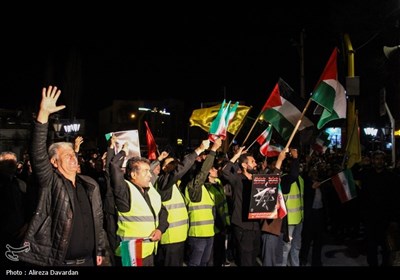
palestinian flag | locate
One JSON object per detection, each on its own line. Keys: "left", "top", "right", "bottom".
{"left": 310, "top": 47, "right": 347, "bottom": 129}
{"left": 312, "top": 131, "right": 331, "bottom": 154}
{"left": 261, "top": 78, "right": 313, "bottom": 141}
{"left": 332, "top": 169, "right": 357, "bottom": 203}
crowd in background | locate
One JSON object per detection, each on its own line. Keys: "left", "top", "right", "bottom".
{"left": 1, "top": 86, "right": 400, "bottom": 267}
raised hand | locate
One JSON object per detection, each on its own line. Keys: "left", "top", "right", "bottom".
{"left": 211, "top": 137, "right": 222, "bottom": 151}
{"left": 275, "top": 148, "right": 289, "bottom": 170}
{"left": 110, "top": 134, "right": 117, "bottom": 149}
{"left": 158, "top": 151, "right": 169, "bottom": 161}
{"left": 37, "top": 86, "right": 66, "bottom": 124}
{"left": 74, "top": 136, "right": 84, "bottom": 153}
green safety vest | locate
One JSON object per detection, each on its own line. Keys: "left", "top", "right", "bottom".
{"left": 283, "top": 175, "right": 304, "bottom": 225}
{"left": 115, "top": 180, "right": 162, "bottom": 258}
{"left": 185, "top": 185, "right": 215, "bottom": 237}
{"left": 160, "top": 184, "right": 189, "bottom": 244}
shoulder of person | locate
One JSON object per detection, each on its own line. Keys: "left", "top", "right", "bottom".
{"left": 77, "top": 174, "right": 99, "bottom": 186}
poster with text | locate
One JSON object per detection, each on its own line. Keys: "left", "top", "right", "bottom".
{"left": 248, "top": 174, "right": 280, "bottom": 219}
{"left": 105, "top": 130, "right": 141, "bottom": 167}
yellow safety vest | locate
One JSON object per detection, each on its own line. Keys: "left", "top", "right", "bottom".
{"left": 283, "top": 175, "right": 304, "bottom": 225}
{"left": 116, "top": 180, "right": 162, "bottom": 258}
{"left": 185, "top": 185, "right": 215, "bottom": 237}
{"left": 160, "top": 184, "right": 189, "bottom": 244}
{"left": 208, "top": 179, "right": 230, "bottom": 234}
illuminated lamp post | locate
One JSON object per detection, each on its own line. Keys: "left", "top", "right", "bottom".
{"left": 53, "top": 118, "right": 80, "bottom": 142}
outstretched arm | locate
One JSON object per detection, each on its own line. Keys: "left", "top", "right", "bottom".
{"left": 37, "top": 86, "right": 66, "bottom": 124}
{"left": 187, "top": 138, "right": 222, "bottom": 202}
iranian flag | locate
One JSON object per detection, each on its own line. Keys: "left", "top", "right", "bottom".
{"left": 310, "top": 47, "right": 347, "bottom": 129}
{"left": 277, "top": 185, "right": 287, "bottom": 219}
{"left": 208, "top": 100, "right": 239, "bottom": 142}
{"left": 256, "top": 125, "right": 272, "bottom": 157}
{"left": 266, "top": 144, "right": 283, "bottom": 157}
{"left": 261, "top": 78, "right": 313, "bottom": 141}
{"left": 189, "top": 103, "right": 251, "bottom": 135}
{"left": 331, "top": 169, "right": 357, "bottom": 203}
{"left": 120, "top": 239, "right": 144, "bottom": 266}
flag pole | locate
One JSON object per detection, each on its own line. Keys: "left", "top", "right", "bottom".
{"left": 241, "top": 111, "right": 263, "bottom": 146}
{"left": 245, "top": 137, "right": 259, "bottom": 151}
{"left": 319, "top": 177, "right": 332, "bottom": 185}
{"left": 284, "top": 98, "right": 312, "bottom": 150}
{"left": 229, "top": 106, "right": 252, "bottom": 147}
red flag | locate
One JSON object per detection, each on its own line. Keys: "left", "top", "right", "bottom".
{"left": 144, "top": 121, "right": 157, "bottom": 160}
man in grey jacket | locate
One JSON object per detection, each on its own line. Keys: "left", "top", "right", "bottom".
{"left": 19, "top": 85, "right": 105, "bottom": 266}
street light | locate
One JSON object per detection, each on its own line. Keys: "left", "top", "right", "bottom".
{"left": 138, "top": 107, "right": 170, "bottom": 115}
{"left": 53, "top": 118, "right": 80, "bottom": 141}
{"left": 63, "top": 123, "right": 81, "bottom": 135}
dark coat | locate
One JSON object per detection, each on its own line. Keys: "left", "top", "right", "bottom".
{"left": 19, "top": 121, "right": 105, "bottom": 266}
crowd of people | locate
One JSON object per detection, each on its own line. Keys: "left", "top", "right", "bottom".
{"left": 2, "top": 85, "right": 400, "bottom": 267}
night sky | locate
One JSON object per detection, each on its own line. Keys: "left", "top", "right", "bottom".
{"left": 1, "top": 2, "right": 399, "bottom": 129}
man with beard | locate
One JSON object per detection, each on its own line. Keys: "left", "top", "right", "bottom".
{"left": 221, "top": 147, "right": 287, "bottom": 266}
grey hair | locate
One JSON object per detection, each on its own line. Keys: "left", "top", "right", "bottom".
{"left": 48, "top": 142, "right": 74, "bottom": 160}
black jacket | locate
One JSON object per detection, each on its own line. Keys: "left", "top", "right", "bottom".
{"left": 19, "top": 121, "right": 105, "bottom": 266}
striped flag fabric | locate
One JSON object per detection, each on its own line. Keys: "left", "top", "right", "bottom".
{"left": 331, "top": 169, "right": 357, "bottom": 203}
{"left": 256, "top": 125, "right": 273, "bottom": 157}
{"left": 208, "top": 100, "right": 239, "bottom": 142}
{"left": 261, "top": 78, "right": 313, "bottom": 141}
{"left": 277, "top": 185, "right": 287, "bottom": 219}
{"left": 208, "top": 100, "right": 229, "bottom": 142}
{"left": 120, "top": 239, "right": 144, "bottom": 266}
{"left": 266, "top": 144, "right": 283, "bottom": 157}
{"left": 310, "top": 47, "right": 347, "bottom": 129}
{"left": 189, "top": 103, "right": 251, "bottom": 135}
